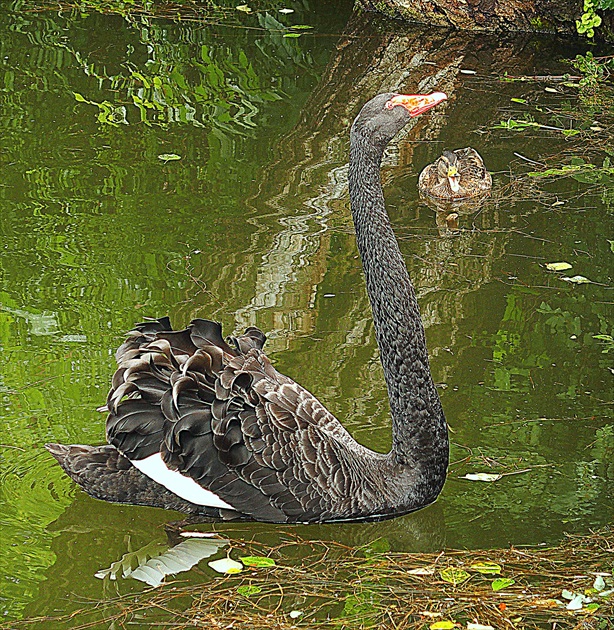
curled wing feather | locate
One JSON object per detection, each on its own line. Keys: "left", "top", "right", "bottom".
{"left": 106, "top": 318, "right": 380, "bottom": 523}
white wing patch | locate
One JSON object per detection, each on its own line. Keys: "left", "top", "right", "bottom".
{"left": 131, "top": 453, "right": 235, "bottom": 511}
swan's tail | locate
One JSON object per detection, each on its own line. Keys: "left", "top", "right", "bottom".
{"left": 45, "top": 443, "right": 238, "bottom": 519}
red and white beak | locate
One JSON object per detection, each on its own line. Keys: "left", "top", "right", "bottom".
{"left": 385, "top": 92, "right": 447, "bottom": 117}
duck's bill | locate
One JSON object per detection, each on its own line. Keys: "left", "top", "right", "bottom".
{"left": 385, "top": 92, "right": 447, "bottom": 117}
{"left": 448, "top": 175, "right": 461, "bottom": 193}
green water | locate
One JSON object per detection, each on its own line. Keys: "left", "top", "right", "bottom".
{"left": 0, "top": 1, "right": 612, "bottom": 624}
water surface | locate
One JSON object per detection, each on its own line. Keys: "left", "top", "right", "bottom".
{"left": 0, "top": 1, "right": 612, "bottom": 624}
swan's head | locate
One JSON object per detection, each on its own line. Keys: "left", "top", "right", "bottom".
{"left": 437, "top": 150, "right": 461, "bottom": 193}
{"left": 351, "top": 92, "right": 447, "bottom": 150}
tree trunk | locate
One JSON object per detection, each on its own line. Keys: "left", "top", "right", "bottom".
{"left": 355, "top": 0, "right": 614, "bottom": 40}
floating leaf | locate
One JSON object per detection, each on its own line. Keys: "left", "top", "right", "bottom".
{"left": 562, "top": 589, "right": 575, "bottom": 600}
{"left": 158, "top": 153, "right": 181, "bottom": 162}
{"left": 440, "top": 567, "right": 471, "bottom": 585}
{"left": 463, "top": 473, "right": 502, "bottom": 482}
{"left": 180, "top": 531, "right": 218, "bottom": 538}
{"left": 546, "top": 262, "right": 572, "bottom": 271}
{"left": 566, "top": 594, "right": 585, "bottom": 610}
{"left": 208, "top": 558, "right": 243, "bottom": 574}
{"left": 492, "top": 577, "right": 515, "bottom": 591}
{"left": 510, "top": 98, "right": 527, "bottom": 104}
{"left": 240, "top": 555, "right": 276, "bottom": 568}
{"left": 430, "top": 621, "right": 456, "bottom": 629}
{"left": 593, "top": 576, "right": 606, "bottom": 591}
{"left": 585, "top": 602, "right": 600, "bottom": 611}
{"left": 407, "top": 566, "right": 436, "bottom": 575}
{"left": 283, "top": 33, "right": 301, "bottom": 38}
{"left": 289, "top": 610, "right": 303, "bottom": 619}
{"left": 237, "top": 584, "right": 262, "bottom": 596}
{"left": 544, "top": 87, "right": 559, "bottom": 93}
{"left": 460, "top": 69, "right": 476, "bottom": 74}
{"left": 561, "top": 275, "right": 591, "bottom": 284}
{"left": 236, "top": 4, "right": 252, "bottom": 12}
{"left": 468, "top": 624, "right": 494, "bottom": 630}
{"left": 73, "top": 92, "right": 88, "bottom": 103}
{"left": 470, "top": 561, "right": 502, "bottom": 575}
{"left": 278, "top": 8, "right": 294, "bottom": 13}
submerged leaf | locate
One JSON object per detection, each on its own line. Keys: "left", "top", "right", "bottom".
{"left": 440, "top": 567, "right": 471, "bottom": 585}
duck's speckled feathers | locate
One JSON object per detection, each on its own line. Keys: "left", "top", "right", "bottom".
{"left": 418, "top": 147, "right": 491, "bottom": 200}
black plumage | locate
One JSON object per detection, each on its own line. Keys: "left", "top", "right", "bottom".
{"left": 47, "top": 92, "right": 450, "bottom": 523}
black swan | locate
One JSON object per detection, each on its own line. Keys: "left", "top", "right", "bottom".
{"left": 47, "top": 92, "right": 449, "bottom": 524}
{"left": 418, "top": 147, "right": 491, "bottom": 200}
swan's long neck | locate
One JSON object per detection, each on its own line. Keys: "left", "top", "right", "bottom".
{"left": 348, "top": 131, "right": 448, "bottom": 479}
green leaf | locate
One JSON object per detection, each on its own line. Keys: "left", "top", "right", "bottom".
{"left": 546, "top": 262, "right": 572, "bottom": 271}
{"left": 283, "top": 33, "right": 302, "bottom": 38}
{"left": 237, "top": 584, "right": 262, "bottom": 596}
{"left": 289, "top": 24, "right": 313, "bottom": 29}
{"left": 239, "top": 555, "right": 276, "bottom": 568}
{"left": 491, "top": 577, "right": 515, "bottom": 591}
{"left": 430, "top": 621, "right": 456, "bottom": 629}
{"left": 585, "top": 602, "right": 600, "bottom": 612}
{"left": 470, "top": 561, "right": 502, "bottom": 575}
{"left": 73, "top": 92, "right": 88, "bottom": 103}
{"left": 510, "top": 98, "right": 527, "bottom": 104}
{"left": 439, "top": 567, "right": 471, "bottom": 585}
{"left": 157, "top": 153, "right": 182, "bottom": 162}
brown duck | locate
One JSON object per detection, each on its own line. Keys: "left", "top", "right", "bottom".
{"left": 419, "top": 147, "right": 491, "bottom": 201}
